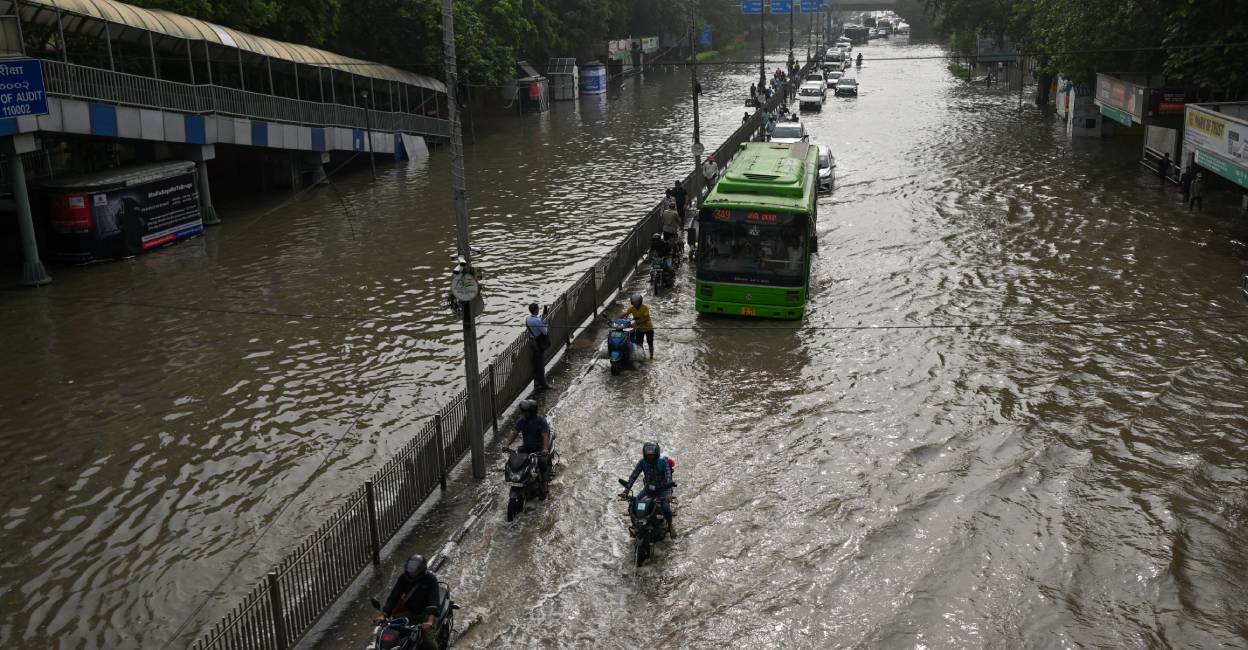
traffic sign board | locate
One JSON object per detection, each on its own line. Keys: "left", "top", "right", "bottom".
{"left": 771, "top": 0, "right": 793, "bottom": 13}
{"left": 741, "top": 0, "right": 762, "bottom": 15}
{"left": 701, "top": 25, "right": 712, "bottom": 47}
{"left": 692, "top": 142, "right": 705, "bottom": 157}
{"left": 0, "top": 59, "right": 48, "bottom": 118}
{"left": 800, "top": 0, "right": 824, "bottom": 13}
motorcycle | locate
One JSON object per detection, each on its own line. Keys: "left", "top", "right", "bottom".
{"left": 504, "top": 444, "right": 556, "bottom": 522}
{"left": 369, "top": 585, "right": 458, "bottom": 650}
{"left": 606, "top": 318, "right": 634, "bottom": 376}
{"left": 617, "top": 477, "right": 676, "bottom": 567}
{"left": 649, "top": 253, "right": 676, "bottom": 294}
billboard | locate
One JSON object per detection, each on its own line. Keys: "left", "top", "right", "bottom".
{"left": 641, "top": 36, "right": 659, "bottom": 54}
{"left": 1184, "top": 105, "right": 1248, "bottom": 188}
{"left": 1095, "top": 74, "right": 1143, "bottom": 123}
{"left": 48, "top": 166, "right": 203, "bottom": 260}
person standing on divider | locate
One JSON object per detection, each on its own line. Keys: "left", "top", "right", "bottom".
{"left": 526, "top": 303, "right": 553, "bottom": 390}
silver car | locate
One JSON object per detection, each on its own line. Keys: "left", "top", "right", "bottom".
{"left": 816, "top": 144, "right": 836, "bottom": 191}
{"left": 770, "top": 121, "right": 807, "bottom": 144}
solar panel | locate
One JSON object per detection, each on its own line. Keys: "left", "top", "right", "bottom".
{"left": 546, "top": 58, "right": 577, "bottom": 75}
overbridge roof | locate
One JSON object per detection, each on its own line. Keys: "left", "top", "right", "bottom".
{"left": 16, "top": 0, "right": 445, "bottom": 92}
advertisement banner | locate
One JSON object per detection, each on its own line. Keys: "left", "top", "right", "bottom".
{"left": 112, "top": 172, "right": 202, "bottom": 249}
{"left": 641, "top": 36, "right": 659, "bottom": 54}
{"left": 1146, "top": 88, "right": 1187, "bottom": 118}
{"left": 1184, "top": 106, "right": 1248, "bottom": 174}
{"left": 1095, "top": 74, "right": 1142, "bottom": 122}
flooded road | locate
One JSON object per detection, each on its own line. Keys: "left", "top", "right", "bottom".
{"left": 6, "top": 37, "right": 1248, "bottom": 648}
{"left": 319, "top": 41, "right": 1248, "bottom": 649}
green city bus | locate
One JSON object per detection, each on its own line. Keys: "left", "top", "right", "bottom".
{"left": 694, "top": 141, "right": 819, "bottom": 320}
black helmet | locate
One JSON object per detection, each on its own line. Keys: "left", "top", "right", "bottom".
{"left": 404, "top": 555, "right": 427, "bottom": 579}
{"left": 519, "top": 399, "right": 537, "bottom": 416}
{"left": 631, "top": 294, "right": 643, "bottom": 308}
{"left": 643, "top": 441, "right": 660, "bottom": 461}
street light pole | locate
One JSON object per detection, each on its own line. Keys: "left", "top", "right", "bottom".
{"left": 361, "top": 90, "right": 375, "bottom": 181}
{"left": 758, "top": 0, "right": 766, "bottom": 96}
{"left": 689, "top": 1, "right": 702, "bottom": 198}
{"left": 440, "top": 0, "right": 486, "bottom": 480}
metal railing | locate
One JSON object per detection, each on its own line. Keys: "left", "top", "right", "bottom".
{"left": 38, "top": 59, "right": 450, "bottom": 139}
{"left": 189, "top": 61, "right": 803, "bottom": 650}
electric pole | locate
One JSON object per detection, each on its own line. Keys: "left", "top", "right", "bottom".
{"left": 440, "top": 0, "right": 486, "bottom": 479}
{"left": 689, "top": 1, "right": 702, "bottom": 198}
{"left": 759, "top": 0, "right": 766, "bottom": 96}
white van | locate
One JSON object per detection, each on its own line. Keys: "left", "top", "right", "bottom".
{"left": 798, "top": 81, "right": 826, "bottom": 111}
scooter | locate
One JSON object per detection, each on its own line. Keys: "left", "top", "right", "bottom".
{"left": 606, "top": 318, "right": 634, "bottom": 376}
{"left": 369, "top": 585, "right": 458, "bottom": 650}
{"left": 617, "top": 478, "right": 676, "bottom": 567}
{"left": 504, "top": 443, "right": 556, "bottom": 522}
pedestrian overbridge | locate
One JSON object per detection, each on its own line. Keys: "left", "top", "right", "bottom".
{"left": 0, "top": 0, "right": 450, "bottom": 285}
{"left": 0, "top": 0, "right": 449, "bottom": 154}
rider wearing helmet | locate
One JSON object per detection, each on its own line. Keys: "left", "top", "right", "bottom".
{"left": 502, "top": 399, "right": 552, "bottom": 492}
{"left": 620, "top": 442, "right": 676, "bottom": 537}
{"left": 621, "top": 294, "right": 655, "bottom": 359}
{"left": 376, "top": 554, "right": 441, "bottom": 649}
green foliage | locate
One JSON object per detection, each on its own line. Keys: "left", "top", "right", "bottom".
{"left": 125, "top": 0, "right": 772, "bottom": 87}
{"left": 923, "top": 0, "right": 1247, "bottom": 95}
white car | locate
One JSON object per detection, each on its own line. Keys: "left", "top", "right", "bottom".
{"left": 798, "top": 82, "right": 825, "bottom": 111}
{"left": 805, "top": 71, "right": 825, "bottom": 86}
{"left": 837, "top": 37, "right": 852, "bottom": 51}
{"left": 825, "top": 70, "right": 844, "bottom": 87}
{"left": 770, "top": 120, "right": 807, "bottom": 144}
{"left": 816, "top": 143, "right": 836, "bottom": 190}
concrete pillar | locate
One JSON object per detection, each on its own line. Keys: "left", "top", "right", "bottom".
{"left": 186, "top": 145, "right": 219, "bottom": 225}
{"left": 5, "top": 135, "right": 51, "bottom": 286}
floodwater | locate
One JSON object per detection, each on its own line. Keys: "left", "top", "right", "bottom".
{"left": 4, "top": 38, "right": 1248, "bottom": 649}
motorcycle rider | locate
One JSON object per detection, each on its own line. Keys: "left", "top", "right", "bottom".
{"left": 660, "top": 200, "right": 683, "bottom": 250}
{"left": 375, "top": 555, "right": 441, "bottom": 650}
{"left": 501, "top": 399, "right": 552, "bottom": 496}
{"left": 619, "top": 442, "right": 676, "bottom": 537}
{"left": 671, "top": 181, "right": 688, "bottom": 216}
{"left": 621, "top": 294, "right": 655, "bottom": 359}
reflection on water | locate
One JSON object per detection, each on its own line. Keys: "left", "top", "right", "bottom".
{"left": 5, "top": 40, "right": 1248, "bottom": 649}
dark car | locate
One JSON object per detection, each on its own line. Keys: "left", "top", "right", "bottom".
{"left": 835, "top": 77, "right": 859, "bottom": 96}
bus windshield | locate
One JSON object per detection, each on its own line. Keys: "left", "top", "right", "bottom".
{"left": 698, "top": 211, "right": 807, "bottom": 285}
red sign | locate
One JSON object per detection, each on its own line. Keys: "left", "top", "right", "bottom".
{"left": 745, "top": 212, "right": 778, "bottom": 223}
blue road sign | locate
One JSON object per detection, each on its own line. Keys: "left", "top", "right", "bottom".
{"left": 0, "top": 59, "right": 48, "bottom": 118}
{"left": 741, "top": 0, "right": 762, "bottom": 15}
{"left": 800, "top": 0, "right": 824, "bottom": 13}
{"left": 771, "top": 0, "right": 793, "bottom": 12}
{"left": 701, "top": 25, "right": 713, "bottom": 47}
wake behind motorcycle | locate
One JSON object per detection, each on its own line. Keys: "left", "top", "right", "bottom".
{"left": 369, "top": 586, "right": 457, "bottom": 650}
{"left": 504, "top": 444, "right": 556, "bottom": 522}
{"left": 617, "top": 477, "right": 676, "bottom": 567}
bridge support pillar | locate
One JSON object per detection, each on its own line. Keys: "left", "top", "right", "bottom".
{"left": 5, "top": 135, "right": 51, "bottom": 287}
{"left": 187, "top": 145, "right": 220, "bottom": 226}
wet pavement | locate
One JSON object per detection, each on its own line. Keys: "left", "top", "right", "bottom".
{"left": 6, "top": 38, "right": 1248, "bottom": 649}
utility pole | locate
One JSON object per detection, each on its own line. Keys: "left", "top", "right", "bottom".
{"left": 758, "top": 0, "right": 766, "bottom": 96}
{"left": 440, "top": 0, "right": 486, "bottom": 480}
{"left": 788, "top": 1, "right": 794, "bottom": 70}
{"left": 689, "top": 1, "right": 702, "bottom": 198}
